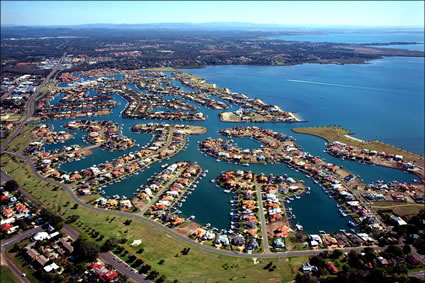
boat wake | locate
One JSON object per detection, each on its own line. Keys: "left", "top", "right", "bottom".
{"left": 286, "top": 79, "right": 374, "bottom": 90}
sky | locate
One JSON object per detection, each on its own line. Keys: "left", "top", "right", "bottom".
{"left": 1, "top": 1, "right": 424, "bottom": 27}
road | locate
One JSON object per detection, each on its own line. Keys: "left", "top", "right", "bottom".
{"left": 408, "top": 270, "right": 425, "bottom": 279}
{"left": 354, "top": 192, "right": 388, "bottom": 231}
{"left": 3, "top": 150, "right": 388, "bottom": 259}
{"left": 61, "top": 225, "right": 149, "bottom": 282}
{"left": 255, "top": 182, "right": 270, "bottom": 251}
{"left": 99, "top": 252, "right": 149, "bottom": 282}
{"left": 1, "top": 53, "right": 66, "bottom": 149}
{"left": 140, "top": 168, "right": 181, "bottom": 214}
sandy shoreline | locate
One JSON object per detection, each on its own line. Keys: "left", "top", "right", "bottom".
{"left": 344, "top": 134, "right": 366, "bottom": 143}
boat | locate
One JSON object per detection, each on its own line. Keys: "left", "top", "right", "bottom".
{"left": 348, "top": 221, "right": 359, "bottom": 227}
{"left": 188, "top": 215, "right": 195, "bottom": 220}
{"left": 295, "top": 224, "right": 303, "bottom": 231}
{"left": 210, "top": 179, "right": 216, "bottom": 183}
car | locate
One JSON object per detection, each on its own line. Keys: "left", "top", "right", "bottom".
{"left": 22, "top": 273, "right": 26, "bottom": 277}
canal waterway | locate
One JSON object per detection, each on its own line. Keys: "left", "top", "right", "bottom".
{"left": 39, "top": 57, "right": 423, "bottom": 233}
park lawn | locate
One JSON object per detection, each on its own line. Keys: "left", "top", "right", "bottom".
{"left": 392, "top": 205, "right": 424, "bottom": 217}
{"left": 372, "top": 202, "right": 424, "bottom": 218}
{"left": 142, "top": 67, "right": 176, "bottom": 72}
{"left": 292, "top": 126, "right": 424, "bottom": 164}
{"left": 0, "top": 265, "right": 21, "bottom": 283}
{"left": 39, "top": 82, "right": 56, "bottom": 98}
{"left": 2, "top": 124, "right": 37, "bottom": 153}
{"left": 0, "top": 113, "right": 23, "bottom": 122}
{"left": 175, "top": 72, "right": 217, "bottom": 89}
{"left": 0, "top": 153, "right": 308, "bottom": 282}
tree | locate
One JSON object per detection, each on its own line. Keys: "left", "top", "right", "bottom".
{"left": 310, "top": 255, "right": 326, "bottom": 268}
{"left": 158, "top": 259, "right": 165, "bottom": 265}
{"left": 330, "top": 249, "right": 343, "bottom": 259}
{"left": 385, "top": 245, "right": 403, "bottom": 257}
{"left": 403, "top": 245, "right": 412, "bottom": 255}
{"left": 65, "top": 215, "right": 80, "bottom": 224}
{"left": 73, "top": 236, "right": 100, "bottom": 262}
{"left": 295, "top": 273, "right": 318, "bottom": 283}
{"left": 140, "top": 264, "right": 151, "bottom": 274}
{"left": 147, "top": 270, "right": 159, "bottom": 280}
{"left": 40, "top": 209, "right": 64, "bottom": 230}
{"left": 72, "top": 203, "right": 79, "bottom": 209}
{"left": 4, "top": 180, "right": 19, "bottom": 192}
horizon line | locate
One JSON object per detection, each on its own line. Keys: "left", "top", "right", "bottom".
{"left": 1, "top": 22, "right": 424, "bottom": 29}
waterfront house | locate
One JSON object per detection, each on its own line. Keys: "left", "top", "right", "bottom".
{"left": 215, "top": 234, "right": 230, "bottom": 246}
{"left": 272, "top": 238, "right": 285, "bottom": 249}
{"left": 231, "top": 236, "right": 246, "bottom": 246}
{"left": 246, "top": 238, "right": 259, "bottom": 252}
{"left": 274, "top": 225, "right": 291, "bottom": 238}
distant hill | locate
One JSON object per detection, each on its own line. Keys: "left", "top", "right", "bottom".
{"left": 2, "top": 22, "right": 424, "bottom": 32}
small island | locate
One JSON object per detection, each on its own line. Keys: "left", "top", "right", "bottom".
{"left": 292, "top": 126, "right": 425, "bottom": 180}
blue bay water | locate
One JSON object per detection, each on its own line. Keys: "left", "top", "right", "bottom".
{"left": 185, "top": 56, "right": 425, "bottom": 155}
{"left": 271, "top": 31, "right": 424, "bottom": 51}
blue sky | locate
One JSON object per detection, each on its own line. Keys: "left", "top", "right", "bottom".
{"left": 1, "top": 1, "right": 424, "bottom": 27}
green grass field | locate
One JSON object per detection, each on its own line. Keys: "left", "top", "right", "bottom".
{"left": 371, "top": 202, "right": 424, "bottom": 218}
{"left": 0, "top": 266, "right": 21, "bottom": 283}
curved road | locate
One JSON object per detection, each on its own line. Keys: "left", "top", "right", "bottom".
{"left": 4, "top": 150, "right": 385, "bottom": 259}
{"left": 1, "top": 53, "right": 66, "bottom": 149}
